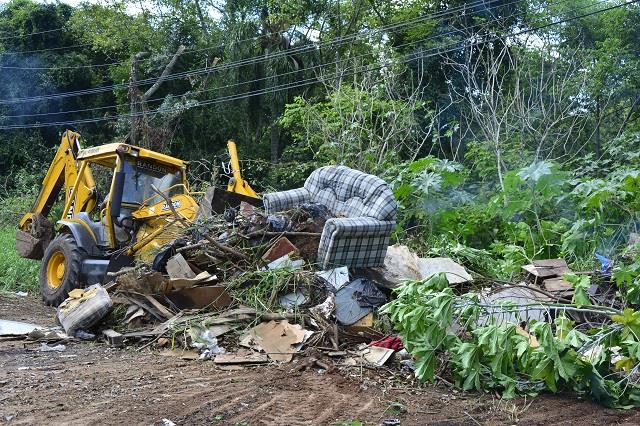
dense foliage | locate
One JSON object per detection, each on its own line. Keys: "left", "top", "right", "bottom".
{"left": 1, "top": 0, "right": 640, "bottom": 406}
{"left": 383, "top": 274, "right": 640, "bottom": 408}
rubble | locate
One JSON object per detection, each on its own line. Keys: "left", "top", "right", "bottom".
{"left": 45, "top": 203, "right": 386, "bottom": 364}
{"left": 367, "top": 244, "right": 473, "bottom": 287}
{"left": 0, "top": 319, "right": 44, "bottom": 336}
{"left": 38, "top": 200, "right": 628, "bottom": 408}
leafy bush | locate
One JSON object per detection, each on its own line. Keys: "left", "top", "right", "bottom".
{"left": 383, "top": 274, "right": 640, "bottom": 407}
{"left": 0, "top": 227, "right": 39, "bottom": 292}
{"left": 386, "top": 158, "right": 585, "bottom": 279}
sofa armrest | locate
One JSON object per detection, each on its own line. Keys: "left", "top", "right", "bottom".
{"left": 322, "top": 217, "right": 396, "bottom": 237}
{"left": 318, "top": 217, "right": 395, "bottom": 268}
{"left": 263, "top": 187, "right": 311, "bottom": 214}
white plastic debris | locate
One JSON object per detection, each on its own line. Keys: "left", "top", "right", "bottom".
{"left": 278, "top": 291, "right": 308, "bottom": 309}
{"left": 380, "top": 245, "right": 472, "bottom": 286}
{"left": 317, "top": 267, "right": 350, "bottom": 291}
{"left": 189, "top": 327, "right": 226, "bottom": 358}
{"left": 0, "top": 319, "right": 43, "bottom": 336}
{"left": 57, "top": 284, "right": 113, "bottom": 334}
{"left": 39, "top": 343, "right": 66, "bottom": 352}
{"left": 267, "top": 254, "right": 304, "bottom": 270}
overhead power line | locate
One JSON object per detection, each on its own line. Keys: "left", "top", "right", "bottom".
{"left": 1, "top": 0, "right": 634, "bottom": 130}
{"left": 0, "top": 26, "right": 65, "bottom": 41}
{"left": 0, "top": 0, "right": 499, "bottom": 71}
{"left": 0, "top": 42, "right": 93, "bottom": 55}
{"left": 0, "top": 0, "right": 537, "bottom": 119}
{"left": 0, "top": 0, "right": 534, "bottom": 105}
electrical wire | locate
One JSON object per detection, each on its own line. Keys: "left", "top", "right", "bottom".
{"left": 0, "top": 0, "right": 502, "bottom": 71}
{"left": 0, "top": 26, "right": 65, "bottom": 41}
{"left": 0, "top": 0, "right": 502, "bottom": 102}
{"left": 0, "top": 42, "right": 93, "bottom": 55}
{"left": 2, "top": 0, "right": 634, "bottom": 130}
{"left": 0, "top": 0, "right": 534, "bottom": 119}
{"left": 0, "top": 0, "right": 526, "bottom": 106}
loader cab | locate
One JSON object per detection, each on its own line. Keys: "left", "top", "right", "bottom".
{"left": 72, "top": 143, "right": 190, "bottom": 250}
{"left": 17, "top": 131, "right": 199, "bottom": 306}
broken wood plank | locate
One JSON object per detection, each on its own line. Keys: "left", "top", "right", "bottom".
{"left": 102, "top": 329, "right": 124, "bottom": 347}
{"left": 167, "top": 285, "right": 232, "bottom": 310}
{"left": 261, "top": 237, "right": 299, "bottom": 263}
{"left": 543, "top": 277, "right": 574, "bottom": 292}
{"left": 120, "top": 294, "right": 169, "bottom": 322}
{"left": 214, "top": 351, "right": 269, "bottom": 364}
{"left": 166, "top": 253, "right": 196, "bottom": 279}
{"left": 142, "top": 294, "right": 176, "bottom": 319}
{"left": 523, "top": 259, "right": 570, "bottom": 278}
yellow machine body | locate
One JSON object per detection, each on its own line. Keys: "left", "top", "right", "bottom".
{"left": 226, "top": 140, "right": 258, "bottom": 198}
{"left": 17, "top": 130, "right": 258, "bottom": 305}
{"left": 19, "top": 132, "right": 198, "bottom": 256}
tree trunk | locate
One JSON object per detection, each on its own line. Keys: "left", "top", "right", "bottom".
{"left": 270, "top": 116, "right": 281, "bottom": 163}
{"left": 595, "top": 93, "right": 601, "bottom": 161}
{"left": 496, "top": 142, "right": 505, "bottom": 193}
{"left": 128, "top": 52, "right": 149, "bottom": 145}
{"left": 193, "top": 0, "right": 209, "bottom": 37}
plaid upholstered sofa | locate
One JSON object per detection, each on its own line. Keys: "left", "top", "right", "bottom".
{"left": 263, "top": 165, "right": 397, "bottom": 269}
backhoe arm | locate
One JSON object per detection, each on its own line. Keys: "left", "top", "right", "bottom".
{"left": 17, "top": 131, "right": 97, "bottom": 260}
{"left": 19, "top": 130, "right": 96, "bottom": 231}
{"left": 226, "top": 140, "right": 258, "bottom": 199}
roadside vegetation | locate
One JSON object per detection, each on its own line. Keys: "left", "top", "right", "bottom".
{"left": 2, "top": 0, "right": 640, "bottom": 407}
{"left": 0, "top": 227, "right": 39, "bottom": 292}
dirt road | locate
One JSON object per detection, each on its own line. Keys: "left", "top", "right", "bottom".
{"left": 1, "top": 294, "right": 639, "bottom": 425}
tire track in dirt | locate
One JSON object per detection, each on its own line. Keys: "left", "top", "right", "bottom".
{"left": 4, "top": 295, "right": 640, "bottom": 425}
{"left": 217, "top": 372, "right": 378, "bottom": 425}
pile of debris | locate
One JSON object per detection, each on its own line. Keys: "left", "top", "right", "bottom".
{"left": 5, "top": 212, "right": 633, "bottom": 406}
{"left": 41, "top": 202, "right": 446, "bottom": 369}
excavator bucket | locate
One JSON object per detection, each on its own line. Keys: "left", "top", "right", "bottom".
{"left": 16, "top": 214, "right": 54, "bottom": 260}
{"left": 200, "top": 186, "right": 263, "bottom": 216}
{"left": 211, "top": 188, "right": 263, "bottom": 214}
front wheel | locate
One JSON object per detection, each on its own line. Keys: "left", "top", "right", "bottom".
{"left": 39, "top": 233, "right": 85, "bottom": 307}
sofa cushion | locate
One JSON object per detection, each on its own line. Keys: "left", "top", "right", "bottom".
{"left": 304, "top": 166, "right": 396, "bottom": 221}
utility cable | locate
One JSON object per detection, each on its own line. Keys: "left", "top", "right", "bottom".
{"left": 0, "top": 26, "right": 65, "bottom": 41}
{"left": 0, "top": 0, "right": 501, "bottom": 70}
{"left": 2, "top": 0, "right": 634, "bottom": 130}
{"left": 0, "top": 0, "right": 542, "bottom": 119}
{"left": 0, "top": 0, "right": 522, "bottom": 105}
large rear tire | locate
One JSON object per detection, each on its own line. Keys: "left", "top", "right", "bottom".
{"left": 39, "top": 233, "right": 85, "bottom": 307}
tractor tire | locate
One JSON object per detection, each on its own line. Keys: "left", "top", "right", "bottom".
{"left": 39, "top": 233, "right": 85, "bottom": 307}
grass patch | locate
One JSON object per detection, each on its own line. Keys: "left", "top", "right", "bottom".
{"left": 0, "top": 226, "right": 40, "bottom": 292}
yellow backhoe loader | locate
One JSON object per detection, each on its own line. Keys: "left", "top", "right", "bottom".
{"left": 16, "top": 130, "right": 259, "bottom": 306}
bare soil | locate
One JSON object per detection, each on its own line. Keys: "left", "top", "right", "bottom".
{"left": 1, "top": 294, "right": 639, "bottom": 425}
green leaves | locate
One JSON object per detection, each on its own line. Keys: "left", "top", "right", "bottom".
{"left": 611, "top": 308, "right": 640, "bottom": 342}
{"left": 384, "top": 156, "right": 466, "bottom": 238}
{"left": 517, "top": 161, "right": 552, "bottom": 183}
{"left": 383, "top": 274, "right": 460, "bottom": 384}
{"left": 493, "top": 161, "right": 567, "bottom": 220}
{"left": 564, "top": 273, "right": 592, "bottom": 308}
{"left": 385, "top": 278, "right": 640, "bottom": 408}
{"left": 613, "top": 262, "right": 640, "bottom": 304}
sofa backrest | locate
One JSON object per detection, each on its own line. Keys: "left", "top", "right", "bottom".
{"left": 304, "top": 165, "right": 397, "bottom": 221}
